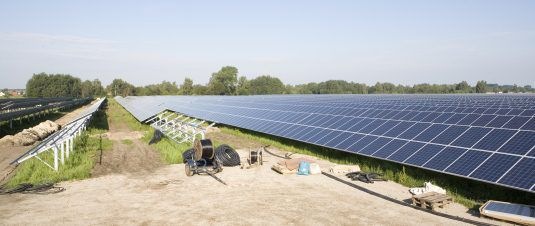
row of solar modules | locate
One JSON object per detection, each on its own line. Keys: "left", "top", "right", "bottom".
{"left": 0, "top": 97, "right": 74, "bottom": 111}
{"left": 115, "top": 96, "right": 166, "bottom": 122}
{"left": 11, "top": 98, "right": 107, "bottom": 165}
{"left": 115, "top": 95, "right": 535, "bottom": 192}
{"left": 206, "top": 94, "right": 535, "bottom": 110}
{"left": 0, "top": 98, "right": 91, "bottom": 122}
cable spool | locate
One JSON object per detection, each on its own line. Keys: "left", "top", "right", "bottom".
{"left": 194, "top": 139, "right": 214, "bottom": 161}
{"left": 248, "top": 149, "right": 263, "bottom": 165}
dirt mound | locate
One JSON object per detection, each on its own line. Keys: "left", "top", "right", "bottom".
{"left": 0, "top": 120, "right": 60, "bottom": 147}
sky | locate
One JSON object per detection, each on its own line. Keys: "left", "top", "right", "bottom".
{"left": 0, "top": 0, "right": 534, "bottom": 88}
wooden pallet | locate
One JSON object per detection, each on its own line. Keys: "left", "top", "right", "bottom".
{"left": 412, "top": 192, "right": 453, "bottom": 211}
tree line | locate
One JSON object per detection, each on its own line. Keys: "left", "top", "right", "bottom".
{"left": 25, "top": 67, "right": 534, "bottom": 98}
{"left": 25, "top": 73, "right": 105, "bottom": 98}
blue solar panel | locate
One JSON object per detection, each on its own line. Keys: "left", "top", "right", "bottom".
{"left": 388, "top": 142, "right": 425, "bottom": 162}
{"left": 347, "top": 135, "right": 378, "bottom": 153}
{"left": 451, "top": 127, "right": 491, "bottom": 148}
{"left": 473, "top": 129, "right": 516, "bottom": 151}
{"left": 470, "top": 154, "right": 520, "bottom": 182}
{"left": 405, "top": 144, "right": 445, "bottom": 166}
{"left": 471, "top": 114, "right": 496, "bottom": 127}
{"left": 383, "top": 121, "right": 413, "bottom": 137}
{"left": 503, "top": 116, "right": 530, "bottom": 129}
{"left": 373, "top": 139, "right": 409, "bottom": 158}
{"left": 431, "top": 125, "right": 469, "bottom": 145}
{"left": 398, "top": 123, "right": 432, "bottom": 139}
{"left": 486, "top": 115, "right": 513, "bottom": 128}
{"left": 413, "top": 124, "right": 449, "bottom": 142}
{"left": 424, "top": 147, "right": 467, "bottom": 171}
{"left": 522, "top": 118, "right": 535, "bottom": 131}
{"left": 446, "top": 150, "right": 492, "bottom": 176}
{"left": 359, "top": 137, "right": 392, "bottom": 155}
{"left": 116, "top": 94, "right": 535, "bottom": 193}
{"left": 498, "top": 158, "right": 535, "bottom": 190}
{"left": 498, "top": 131, "right": 535, "bottom": 155}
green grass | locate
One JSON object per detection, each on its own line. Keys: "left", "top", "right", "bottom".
{"left": 6, "top": 105, "right": 112, "bottom": 187}
{"left": 107, "top": 99, "right": 148, "bottom": 131}
{"left": 220, "top": 126, "right": 535, "bottom": 209}
{"left": 108, "top": 98, "right": 191, "bottom": 164}
{"left": 121, "top": 139, "right": 133, "bottom": 145}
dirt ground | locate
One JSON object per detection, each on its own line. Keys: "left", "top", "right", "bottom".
{"left": 0, "top": 105, "right": 509, "bottom": 225}
{"left": 91, "top": 113, "right": 162, "bottom": 177}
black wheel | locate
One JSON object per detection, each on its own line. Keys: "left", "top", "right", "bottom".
{"left": 185, "top": 164, "right": 194, "bottom": 176}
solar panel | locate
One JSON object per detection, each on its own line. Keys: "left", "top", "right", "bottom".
{"left": 115, "top": 94, "right": 535, "bottom": 193}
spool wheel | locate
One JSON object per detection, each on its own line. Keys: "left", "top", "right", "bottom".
{"left": 185, "top": 164, "right": 194, "bottom": 176}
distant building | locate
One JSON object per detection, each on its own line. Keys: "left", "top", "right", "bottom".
{"left": 0, "top": 91, "right": 5, "bottom": 97}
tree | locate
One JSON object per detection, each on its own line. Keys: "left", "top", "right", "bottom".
{"left": 236, "top": 76, "right": 250, "bottom": 95}
{"left": 192, "top": 84, "right": 208, "bottom": 95}
{"left": 208, "top": 66, "right": 238, "bottom": 95}
{"left": 248, "top": 75, "right": 284, "bottom": 95}
{"left": 107, "top": 79, "right": 136, "bottom": 97}
{"left": 475, "top": 80, "right": 487, "bottom": 93}
{"left": 455, "top": 81, "right": 470, "bottom": 93}
{"left": 179, "top": 78, "right": 194, "bottom": 95}
{"left": 26, "top": 73, "right": 82, "bottom": 97}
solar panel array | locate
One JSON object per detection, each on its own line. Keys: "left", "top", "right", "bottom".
{"left": 115, "top": 95, "right": 535, "bottom": 193}
{"left": 12, "top": 98, "right": 107, "bottom": 167}
{"left": 0, "top": 97, "right": 91, "bottom": 122}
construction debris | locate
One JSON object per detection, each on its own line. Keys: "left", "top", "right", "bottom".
{"left": 271, "top": 157, "right": 316, "bottom": 175}
{"left": 409, "top": 182, "right": 447, "bottom": 195}
{"left": 329, "top": 164, "right": 360, "bottom": 174}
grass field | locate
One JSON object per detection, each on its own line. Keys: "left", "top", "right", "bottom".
{"left": 6, "top": 108, "right": 112, "bottom": 187}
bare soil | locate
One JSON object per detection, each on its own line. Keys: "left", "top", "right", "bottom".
{"left": 91, "top": 114, "right": 162, "bottom": 177}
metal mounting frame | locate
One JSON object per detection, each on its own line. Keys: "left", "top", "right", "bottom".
{"left": 147, "top": 111, "right": 215, "bottom": 144}
{"left": 11, "top": 98, "right": 106, "bottom": 171}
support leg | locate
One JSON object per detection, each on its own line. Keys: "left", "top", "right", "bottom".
{"left": 66, "top": 138, "right": 70, "bottom": 158}
{"left": 53, "top": 147, "right": 59, "bottom": 171}
{"left": 60, "top": 143, "right": 65, "bottom": 164}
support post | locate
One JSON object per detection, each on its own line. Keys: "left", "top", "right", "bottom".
{"left": 60, "top": 143, "right": 65, "bottom": 164}
{"left": 53, "top": 146, "right": 59, "bottom": 171}
{"left": 65, "top": 139, "right": 69, "bottom": 158}
{"left": 70, "top": 137, "right": 74, "bottom": 153}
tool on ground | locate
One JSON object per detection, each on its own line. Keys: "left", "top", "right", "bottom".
{"left": 183, "top": 139, "right": 225, "bottom": 185}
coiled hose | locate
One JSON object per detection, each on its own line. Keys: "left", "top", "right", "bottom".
{"left": 214, "top": 144, "right": 240, "bottom": 166}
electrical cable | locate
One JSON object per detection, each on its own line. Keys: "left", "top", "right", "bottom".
{"left": 193, "top": 139, "right": 214, "bottom": 161}
{"left": 0, "top": 182, "right": 65, "bottom": 195}
{"left": 182, "top": 148, "right": 194, "bottom": 163}
{"left": 214, "top": 144, "right": 240, "bottom": 166}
